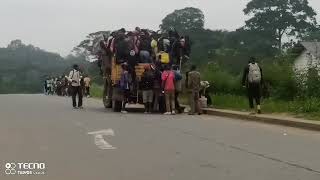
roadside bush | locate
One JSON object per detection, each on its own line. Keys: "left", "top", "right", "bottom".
{"left": 90, "top": 83, "right": 103, "bottom": 98}
{"left": 201, "top": 63, "right": 244, "bottom": 95}
{"left": 262, "top": 61, "right": 298, "bottom": 100}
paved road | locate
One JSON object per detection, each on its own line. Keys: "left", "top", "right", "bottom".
{"left": 0, "top": 94, "right": 320, "bottom": 180}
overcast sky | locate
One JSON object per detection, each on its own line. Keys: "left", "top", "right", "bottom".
{"left": 0, "top": 0, "right": 319, "bottom": 56}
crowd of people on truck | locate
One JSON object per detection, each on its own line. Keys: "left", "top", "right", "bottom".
{"left": 96, "top": 27, "right": 203, "bottom": 115}
{"left": 45, "top": 27, "right": 264, "bottom": 115}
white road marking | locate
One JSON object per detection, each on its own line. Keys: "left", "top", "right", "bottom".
{"left": 88, "top": 129, "right": 116, "bottom": 150}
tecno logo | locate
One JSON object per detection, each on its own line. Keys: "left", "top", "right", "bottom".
{"left": 4, "top": 162, "right": 46, "bottom": 175}
{"left": 17, "top": 163, "right": 46, "bottom": 170}
{"left": 5, "top": 163, "right": 17, "bottom": 175}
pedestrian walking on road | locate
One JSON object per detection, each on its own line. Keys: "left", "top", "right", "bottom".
{"left": 242, "top": 57, "right": 263, "bottom": 114}
{"left": 68, "top": 64, "right": 83, "bottom": 109}
{"left": 84, "top": 75, "right": 91, "bottom": 98}
{"left": 162, "top": 65, "right": 176, "bottom": 115}
{"left": 187, "top": 65, "right": 201, "bottom": 115}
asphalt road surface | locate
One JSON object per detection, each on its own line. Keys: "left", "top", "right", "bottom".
{"left": 0, "top": 94, "right": 320, "bottom": 180}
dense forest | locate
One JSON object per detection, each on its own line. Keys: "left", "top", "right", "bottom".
{"left": 0, "top": 40, "right": 96, "bottom": 93}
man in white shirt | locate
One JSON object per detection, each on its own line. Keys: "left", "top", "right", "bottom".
{"left": 68, "top": 64, "right": 83, "bottom": 109}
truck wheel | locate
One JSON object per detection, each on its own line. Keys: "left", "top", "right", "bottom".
{"left": 103, "top": 96, "right": 112, "bottom": 109}
{"left": 113, "top": 100, "right": 122, "bottom": 112}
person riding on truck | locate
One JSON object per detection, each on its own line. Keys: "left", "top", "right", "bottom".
{"left": 171, "top": 36, "right": 191, "bottom": 66}
{"left": 138, "top": 31, "right": 152, "bottom": 63}
{"left": 173, "top": 65, "right": 183, "bottom": 113}
{"left": 97, "top": 27, "right": 192, "bottom": 113}
{"left": 141, "top": 64, "right": 155, "bottom": 113}
{"left": 162, "top": 65, "right": 176, "bottom": 115}
{"left": 151, "top": 62, "right": 163, "bottom": 112}
{"left": 114, "top": 28, "right": 128, "bottom": 64}
{"left": 120, "top": 63, "right": 130, "bottom": 114}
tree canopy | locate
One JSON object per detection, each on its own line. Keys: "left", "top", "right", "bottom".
{"left": 160, "top": 7, "right": 204, "bottom": 34}
{"left": 244, "top": 0, "right": 318, "bottom": 50}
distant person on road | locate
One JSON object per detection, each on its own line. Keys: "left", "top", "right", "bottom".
{"left": 68, "top": 64, "right": 83, "bottom": 109}
{"left": 44, "top": 79, "right": 48, "bottom": 95}
{"left": 84, "top": 75, "right": 91, "bottom": 98}
{"left": 187, "top": 65, "right": 201, "bottom": 115}
{"left": 242, "top": 57, "right": 263, "bottom": 114}
{"left": 162, "top": 65, "right": 176, "bottom": 115}
{"left": 141, "top": 64, "right": 155, "bottom": 113}
{"left": 47, "top": 78, "right": 54, "bottom": 95}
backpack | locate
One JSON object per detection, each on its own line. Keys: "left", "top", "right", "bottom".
{"left": 158, "top": 37, "right": 170, "bottom": 52}
{"left": 248, "top": 63, "right": 261, "bottom": 83}
{"left": 159, "top": 52, "right": 170, "bottom": 64}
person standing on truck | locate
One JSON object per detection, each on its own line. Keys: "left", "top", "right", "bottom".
{"left": 120, "top": 63, "right": 130, "bottom": 114}
{"left": 141, "top": 64, "right": 155, "bottom": 113}
{"left": 187, "top": 65, "right": 201, "bottom": 115}
{"left": 151, "top": 33, "right": 159, "bottom": 62}
{"left": 242, "top": 57, "right": 263, "bottom": 114}
{"left": 152, "top": 62, "right": 163, "bottom": 112}
{"left": 171, "top": 37, "right": 191, "bottom": 66}
{"left": 68, "top": 64, "right": 83, "bottom": 109}
{"left": 138, "top": 31, "right": 152, "bottom": 63}
{"left": 114, "top": 28, "right": 129, "bottom": 64}
{"left": 173, "top": 65, "right": 183, "bottom": 113}
{"left": 162, "top": 65, "right": 176, "bottom": 115}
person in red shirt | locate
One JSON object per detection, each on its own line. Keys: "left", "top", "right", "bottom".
{"left": 161, "top": 65, "right": 176, "bottom": 115}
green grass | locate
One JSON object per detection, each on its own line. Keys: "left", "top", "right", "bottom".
{"left": 89, "top": 84, "right": 320, "bottom": 121}
{"left": 90, "top": 84, "right": 104, "bottom": 98}
{"left": 213, "top": 94, "right": 320, "bottom": 121}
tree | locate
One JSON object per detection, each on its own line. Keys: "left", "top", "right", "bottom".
{"left": 303, "top": 26, "right": 320, "bottom": 41}
{"left": 244, "top": 0, "right": 318, "bottom": 50}
{"left": 73, "top": 31, "right": 110, "bottom": 60}
{"left": 160, "top": 7, "right": 205, "bottom": 34}
{"left": 7, "top": 39, "right": 24, "bottom": 49}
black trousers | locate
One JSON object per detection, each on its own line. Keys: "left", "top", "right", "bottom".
{"left": 85, "top": 87, "right": 90, "bottom": 96}
{"left": 71, "top": 86, "right": 83, "bottom": 107}
{"left": 247, "top": 83, "right": 261, "bottom": 109}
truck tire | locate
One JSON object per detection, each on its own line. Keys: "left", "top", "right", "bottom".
{"left": 103, "top": 96, "right": 112, "bottom": 109}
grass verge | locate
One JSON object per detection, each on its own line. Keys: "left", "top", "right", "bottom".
{"left": 213, "top": 94, "right": 320, "bottom": 121}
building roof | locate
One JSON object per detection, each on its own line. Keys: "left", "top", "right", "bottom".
{"left": 301, "top": 41, "right": 320, "bottom": 59}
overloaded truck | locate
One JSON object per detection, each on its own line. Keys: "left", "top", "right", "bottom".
{"left": 112, "top": 58, "right": 150, "bottom": 112}
{"left": 100, "top": 29, "right": 191, "bottom": 112}
{"left": 103, "top": 56, "right": 150, "bottom": 112}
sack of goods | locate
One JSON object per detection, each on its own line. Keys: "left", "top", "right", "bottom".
{"left": 199, "top": 96, "right": 208, "bottom": 108}
{"left": 159, "top": 52, "right": 170, "bottom": 64}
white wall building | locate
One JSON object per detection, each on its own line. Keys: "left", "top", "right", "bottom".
{"left": 294, "top": 42, "right": 320, "bottom": 73}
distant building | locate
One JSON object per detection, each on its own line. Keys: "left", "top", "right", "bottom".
{"left": 294, "top": 41, "right": 320, "bottom": 73}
